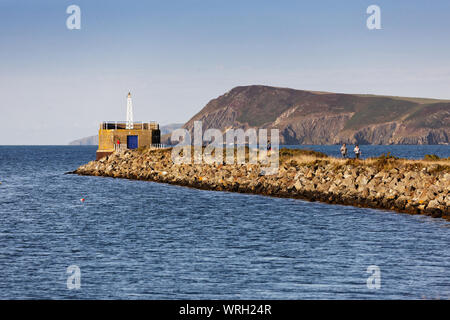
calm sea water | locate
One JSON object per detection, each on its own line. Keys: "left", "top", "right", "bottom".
{"left": 283, "top": 144, "right": 450, "bottom": 159}
{"left": 0, "top": 145, "right": 449, "bottom": 300}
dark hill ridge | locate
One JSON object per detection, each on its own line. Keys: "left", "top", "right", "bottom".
{"left": 181, "top": 85, "right": 450, "bottom": 145}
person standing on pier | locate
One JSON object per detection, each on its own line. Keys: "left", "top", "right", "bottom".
{"left": 340, "top": 143, "right": 347, "bottom": 158}
{"left": 354, "top": 145, "right": 361, "bottom": 159}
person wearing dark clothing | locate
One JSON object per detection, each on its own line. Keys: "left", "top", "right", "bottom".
{"left": 340, "top": 144, "right": 347, "bottom": 158}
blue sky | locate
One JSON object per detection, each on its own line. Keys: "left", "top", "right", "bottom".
{"left": 0, "top": 0, "right": 449, "bottom": 144}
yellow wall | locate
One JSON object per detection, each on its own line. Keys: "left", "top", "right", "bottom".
{"left": 97, "top": 129, "right": 156, "bottom": 152}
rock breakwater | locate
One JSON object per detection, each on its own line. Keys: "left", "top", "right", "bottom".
{"left": 73, "top": 148, "right": 450, "bottom": 219}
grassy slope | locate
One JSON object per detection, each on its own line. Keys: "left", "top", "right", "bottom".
{"left": 354, "top": 94, "right": 450, "bottom": 105}
{"left": 404, "top": 103, "right": 450, "bottom": 129}
{"left": 343, "top": 97, "right": 420, "bottom": 130}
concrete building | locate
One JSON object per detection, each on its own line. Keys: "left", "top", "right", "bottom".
{"left": 96, "top": 92, "right": 161, "bottom": 160}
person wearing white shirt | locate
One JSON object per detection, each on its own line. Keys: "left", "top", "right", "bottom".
{"left": 354, "top": 145, "right": 361, "bottom": 159}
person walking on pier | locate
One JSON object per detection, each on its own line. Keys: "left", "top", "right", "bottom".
{"left": 354, "top": 145, "right": 361, "bottom": 159}
{"left": 340, "top": 143, "right": 347, "bottom": 158}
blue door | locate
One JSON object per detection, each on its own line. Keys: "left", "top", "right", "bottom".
{"left": 127, "top": 135, "right": 138, "bottom": 149}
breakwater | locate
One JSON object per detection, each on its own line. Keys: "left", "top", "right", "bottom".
{"left": 73, "top": 148, "right": 450, "bottom": 219}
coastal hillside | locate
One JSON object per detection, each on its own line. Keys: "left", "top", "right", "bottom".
{"left": 180, "top": 85, "right": 450, "bottom": 145}
{"left": 69, "top": 135, "right": 98, "bottom": 146}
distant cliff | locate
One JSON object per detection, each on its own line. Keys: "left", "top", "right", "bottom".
{"left": 69, "top": 123, "right": 183, "bottom": 145}
{"left": 69, "top": 135, "right": 98, "bottom": 146}
{"left": 179, "top": 85, "right": 450, "bottom": 145}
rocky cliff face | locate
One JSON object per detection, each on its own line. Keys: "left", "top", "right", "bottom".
{"left": 69, "top": 135, "right": 98, "bottom": 146}
{"left": 180, "top": 86, "right": 450, "bottom": 145}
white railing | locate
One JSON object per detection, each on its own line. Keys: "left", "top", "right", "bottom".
{"left": 101, "top": 121, "right": 159, "bottom": 130}
{"left": 114, "top": 144, "right": 127, "bottom": 151}
{"left": 112, "top": 144, "right": 168, "bottom": 151}
{"left": 150, "top": 144, "right": 168, "bottom": 149}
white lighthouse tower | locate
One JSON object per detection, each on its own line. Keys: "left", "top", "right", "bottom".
{"left": 126, "top": 92, "right": 134, "bottom": 129}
